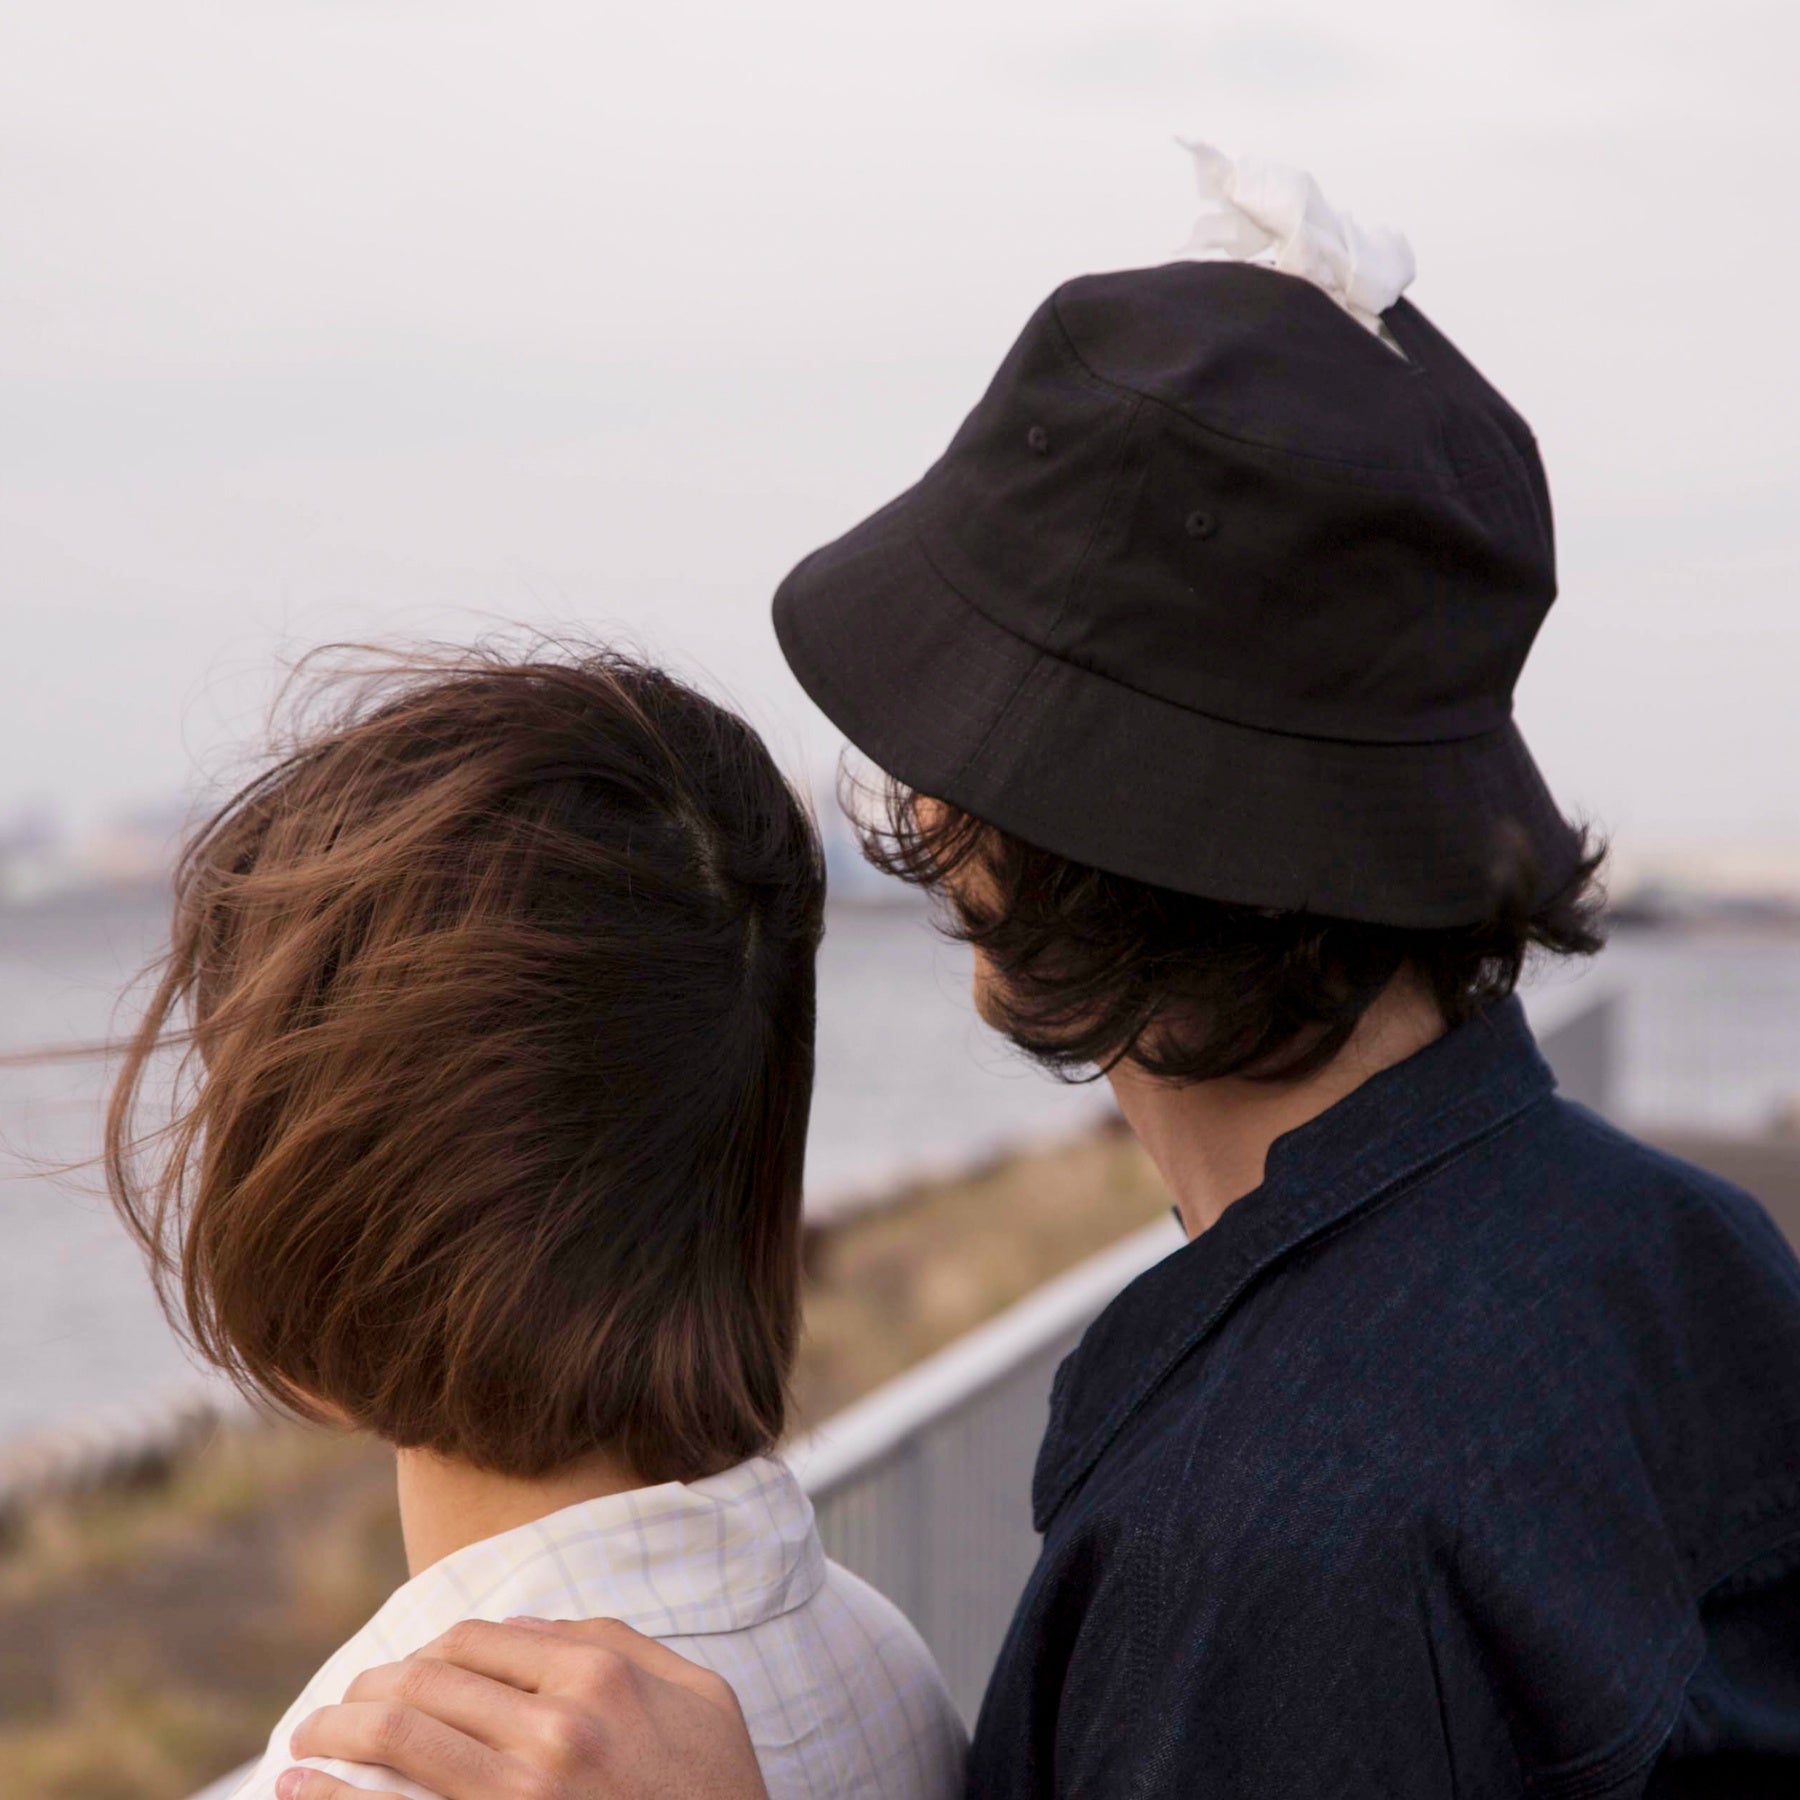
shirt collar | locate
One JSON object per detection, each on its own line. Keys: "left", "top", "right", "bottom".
{"left": 362, "top": 1455, "right": 825, "bottom": 1649}
{"left": 1031, "top": 998, "right": 1557, "bottom": 1531}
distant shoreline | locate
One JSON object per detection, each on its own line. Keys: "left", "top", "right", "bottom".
{"left": 5, "top": 869, "right": 1799, "bottom": 933}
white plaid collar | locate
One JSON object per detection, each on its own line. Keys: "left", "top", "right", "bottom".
{"left": 355, "top": 1455, "right": 825, "bottom": 1650}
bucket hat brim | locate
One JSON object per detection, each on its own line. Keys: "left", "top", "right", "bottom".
{"left": 774, "top": 485, "right": 1584, "bottom": 930}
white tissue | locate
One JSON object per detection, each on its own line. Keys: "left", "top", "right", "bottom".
{"left": 1175, "top": 140, "right": 1415, "bottom": 341}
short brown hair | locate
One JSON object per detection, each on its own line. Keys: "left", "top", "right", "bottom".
{"left": 107, "top": 645, "right": 825, "bottom": 1483}
{"left": 858, "top": 774, "right": 1605, "bottom": 1084}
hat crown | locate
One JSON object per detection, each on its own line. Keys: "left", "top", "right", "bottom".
{"left": 772, "top": 255, "right": 1581, "bottom": 926}
{"left": 916, "top": 260, "right": 1556, "bottom": 746}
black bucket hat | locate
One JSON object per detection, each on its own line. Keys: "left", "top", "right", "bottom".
{"left": 773, "top": 260, "right": 1583, "bottom": 928}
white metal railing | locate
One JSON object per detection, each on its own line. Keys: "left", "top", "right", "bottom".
{"left": 190, "top": 990, "right": 1616, "bottom": 1791}
{"left": 1524, "top": 979, "right": 1620, "bottom": 1117}
{"left": 790, "top": 1217, "right": 1184, "bottom": 1723}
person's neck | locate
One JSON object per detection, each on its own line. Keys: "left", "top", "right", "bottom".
{"left": 394, "top": 1443, "right": 644, "bottom": 1577}
{"left": 1107, "top": 971, "right": 1447, "bottom": 1240}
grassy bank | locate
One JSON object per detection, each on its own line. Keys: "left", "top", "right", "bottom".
{"left": 0, "top": 1124, "right": 1168, "bottom": 1800}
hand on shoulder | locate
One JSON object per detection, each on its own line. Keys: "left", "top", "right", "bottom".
{"left": 276, "top": 1616, "right": 769, "bottom": 1800}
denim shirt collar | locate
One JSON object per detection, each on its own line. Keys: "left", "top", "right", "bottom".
{"left": 1031, "top": 998, "right": 1558, "bottom": 1531}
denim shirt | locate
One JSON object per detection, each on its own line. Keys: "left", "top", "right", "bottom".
{"left": 968, "top": 1000, "right": 1800, "bottom": 1798}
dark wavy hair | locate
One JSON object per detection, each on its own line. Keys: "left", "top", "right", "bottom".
{"left": 855, "top": 773, "right": 1606, "bottom": 1085}
{"left": 107, "top": 644, "right": 825, "bottom": 1484}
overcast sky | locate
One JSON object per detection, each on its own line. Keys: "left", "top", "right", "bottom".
{"left": 3, "top": 0, "right": 1796, "bottom": 870}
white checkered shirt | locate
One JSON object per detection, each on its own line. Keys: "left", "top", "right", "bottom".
{"left": 230, "top": 1456, "right": 966, "bottom": 1800}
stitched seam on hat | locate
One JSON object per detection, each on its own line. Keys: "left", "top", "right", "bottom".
{"left": 1047, "top": 287, "right": 1535, "bottom": 491}
{"left": 905, "top": 522, "right": 1514, "bottom": 752}
{"left": 1370, "top": 294, "right": 1434, "bottom": 383}
{"left": 941, "top": 390, "right": 1147, "bottom": 789}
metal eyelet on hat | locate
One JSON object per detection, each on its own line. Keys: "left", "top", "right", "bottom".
{"left": 1185, "top": 509, "right": 1218, "bottom": 540}
{"left": 1026, "top": 425, "right": 1052, "bottom": 455}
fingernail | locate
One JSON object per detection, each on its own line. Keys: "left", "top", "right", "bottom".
{"left": 505, "top": 1614, "right": 551, "bottom": 1626}
{"left": 276, "top": 1774, "right": 303, "bottom": 1800}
